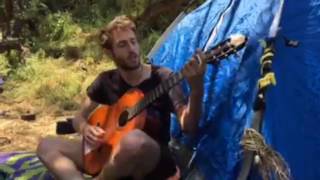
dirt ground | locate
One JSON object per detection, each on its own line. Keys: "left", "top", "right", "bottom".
{"left": 0, "top": 99, "right": 77, "bottom": 152}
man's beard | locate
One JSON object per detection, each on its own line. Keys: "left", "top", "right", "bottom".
{"left": 117, "top": 61, "right": 141, "bottom": 71}
{"left": 114, "top": 54, "right": 141, "bottom": 71}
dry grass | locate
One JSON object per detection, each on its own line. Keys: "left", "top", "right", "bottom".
{"left": 0, "top": 101, "right": 77, "bottom": 152}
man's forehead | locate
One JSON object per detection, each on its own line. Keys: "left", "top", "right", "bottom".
{"left": 111, "top": 28, "right": 136, "bottom": 42}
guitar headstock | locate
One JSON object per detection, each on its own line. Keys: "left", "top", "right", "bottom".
{"left": 205, "top": 34, "right": 247, "bottom": 64}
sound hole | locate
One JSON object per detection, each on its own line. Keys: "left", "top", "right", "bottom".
{"left": 119, "top": 110, "right": 129, "bottom": 127}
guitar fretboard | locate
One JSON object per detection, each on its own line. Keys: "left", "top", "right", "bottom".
{"left": 125, "top": 34, "right": 247, "bottom": 121}
{"left": 127, "top": 71, "right": 184, "bottom": 120}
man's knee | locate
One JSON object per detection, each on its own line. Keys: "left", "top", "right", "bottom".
{"left": 121, "top": 130, "right": 159, "bottom": 155}
{"left": 37, "top": 136, "right": 83, "bottom": 170}
{"left": 37, "top": 137, "right": 51, "bottom": 156}
{"left": 98, "top": 130, "right": 161, "bottom": 179}
{"left": 113, "top": 130, "right": 160, "bottom": 166}
{"left": 37, "top": 137, "right": 62, "bottom": 157}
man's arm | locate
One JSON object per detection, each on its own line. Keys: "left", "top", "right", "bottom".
{"left": 177, "top": 49, "right": 206, "bottom": 136}
{"left": 178, "top": 86, "right": 204, "bottom": 136}
{"left": 72, "top": 97, "right": 99, "bottom": 134}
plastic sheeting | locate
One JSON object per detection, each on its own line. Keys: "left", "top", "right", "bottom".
{"left": 263, "top": 1, "right": 320, "bottom": 180}
{"left": 150, "top": 0, "right": 282, "bottom": 179}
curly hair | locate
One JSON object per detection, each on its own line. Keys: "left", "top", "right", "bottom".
{"left": 99, "top": 15, "right": 136, "bottom": 49}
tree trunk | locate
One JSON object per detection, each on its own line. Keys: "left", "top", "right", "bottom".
{"left": 135, "top": 0, "right": 189, "bottom": 26}
{"left": 0, "top": 40, "right": 21, "bottom": 53}
{"left": 4, "top": 0, "right": 14, "bottom": 38}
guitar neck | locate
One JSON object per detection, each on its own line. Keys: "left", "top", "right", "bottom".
{"left": 128, "top": 71, "right": 184, "bottom": 119}
{"left": 127, "top": 34, "right": 247, "bottom": 120}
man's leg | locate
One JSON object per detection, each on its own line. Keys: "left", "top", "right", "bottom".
{"left": 37, "top": 136, "right": 84, "bottom": 180}
{"left": 98, "top": 129, "right": 161, "bottom": 180}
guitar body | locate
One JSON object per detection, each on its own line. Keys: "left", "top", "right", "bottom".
{"left": 83, "top": 88, "right": 147, "bottom": 175}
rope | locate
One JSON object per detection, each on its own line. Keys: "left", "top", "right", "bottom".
{"left": 241, "top": 129, "right": 291, "bottom": 180}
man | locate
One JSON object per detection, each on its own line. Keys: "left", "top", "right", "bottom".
{"left": 37, "top": 15, "right": 206, "bottom": 180}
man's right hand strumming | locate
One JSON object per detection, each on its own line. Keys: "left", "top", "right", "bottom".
{"left": 83, "top": 124, "right": 105, "bottom": 147}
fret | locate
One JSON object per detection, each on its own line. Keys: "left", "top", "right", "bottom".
{"left": 158, "top": 84, "right": 164, "bottom": 95}
{"left": 172, "top": 75, "right": 177, "bottom": 84}
{"left": 221, "top": 51, "right": 226, "bottom": 58}
{"left": 139, "top": 101, "right": 145, "bottom": 112}
{"left": 217, "top": 48, "right": 234, "bottom": 60}
{"left": 127, "top": 107, "right": 133, "bottom": 120}
{"left": 168, "top": 77, "right": 174, "bottom": 87}
{"left": 151, "top": 89, "right": 157, "bottom": 101}
{"left": 137, "top": 103, "right": 143, "bottom": 115}
{"left": 177, "top": 72, "right": 184, "bottom": 80}
{"left": 142, "top": 94, "right": 150, "bottom": 108}
{"left": 212, "top": 54, "right": 217, "bottom": 61}
{"left": 148, "top": 92, "right": 153, "bottom": 103}
{"left": 162, "top": 81, "right": 169, "bottom": 91}
{"left": 132, "top": 106, "right": 138, "bottom": 117}
{"left": 154, "top": 86, "right": 160, "bottom": 99}
{"left": 127, "top": 108, "right": 134, "bottom": 121}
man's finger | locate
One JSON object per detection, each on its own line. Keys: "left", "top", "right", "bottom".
{"left": 184, "top": 63, "right": 197, "bottom": 77}
{"left": 95, "top": 127, "right": 105, "bottom": 135}
{"left": 85, "top": 134, "right": 97, "bottom": 145}
{"left": 195, "top": 54, "right": 202, "bottom": 65}
{"left": 197, "top": 52, "right": 207, "bottom": 73}
{"left": 91, "top": 127, "right": 105, "bottom": 137}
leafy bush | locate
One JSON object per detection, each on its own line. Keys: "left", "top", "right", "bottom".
{"left": 140, "top": 29, "right": 162, "bottom": 57}
{"left": 0, "top": 54, "right": 10, "bottom": 76}
{"left": 52, "top": 13, "right": 80, "bottom": 39}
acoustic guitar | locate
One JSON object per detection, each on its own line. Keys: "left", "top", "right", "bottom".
{"left": 83, "top": 34, "right": 247, "bottom": 175}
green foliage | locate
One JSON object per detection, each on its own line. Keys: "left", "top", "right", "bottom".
{"left": 6, "top": 50, "right": 22, "bottom": 69}
{"left": 30, "top": 12, "right": 84, "bottom": 59}
{"left": 18, "top": 0, "right": 49, "bottom": 19}
{"left": 38, "top": 12, "right": 81, "bottom": 43}
{"left": 117, "top": 0, "right": 149, "bottom": 17}
{"left": 96, "top": 0, "right": 121, "bottom": 18}
{"left": 81, "top": 38, "right": 104, "bottom": 61}
{"left": 140, "top": 29, "right": 162, "bottom": 57}
{"left": 0, "top": 2, "right": 5, "bottom": 17}
{"left": 66, "top": 0, "right": 121, "bottom": 31}
{"left": 0, "top": 54, "right": 10, "bottom": 76}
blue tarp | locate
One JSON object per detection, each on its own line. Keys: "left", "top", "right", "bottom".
{"left": 263, "top": 1, "right": 320, "bottom": 180}
{"left": 151, "top": 0, "right": 320, "bottom": 179}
